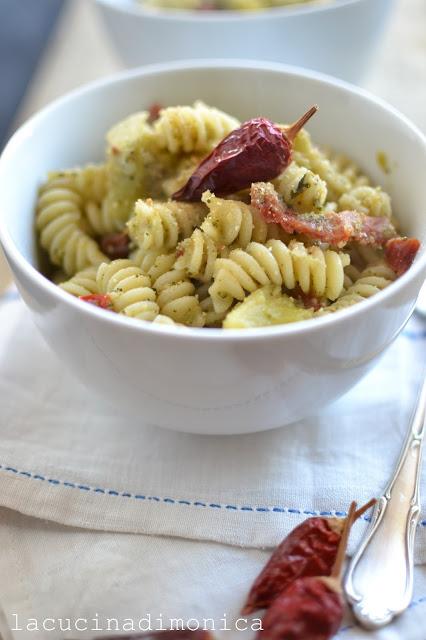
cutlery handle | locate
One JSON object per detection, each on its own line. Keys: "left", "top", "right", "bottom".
{"left": 344, "top": 378, "right": 426, "bottom": 629}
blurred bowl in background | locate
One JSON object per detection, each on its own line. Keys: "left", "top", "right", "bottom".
{"left": 95, "top": 0, "right": 396, "bottom": 84}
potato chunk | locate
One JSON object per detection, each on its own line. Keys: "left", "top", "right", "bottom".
{"left": 223, "top": 285, "right": 313, "bottom": 328}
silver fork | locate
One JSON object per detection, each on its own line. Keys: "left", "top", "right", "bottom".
{"left": 344, "top": 344, "right": 425, "bottom": 628}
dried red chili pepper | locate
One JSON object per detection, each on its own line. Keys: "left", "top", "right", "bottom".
{"left": 79, "top": 293, "right": 113, "bottom": 310}
{"left": 257, "top": 502, "right": 357, "bottom": 640}
{"left": 258, "top": 576, "right": 343, "bottom": 640}
{"left": 251, "top": 182, "right": 396, "bottom": 248}
{"left": 172, "top": 106, "right": 318, "bottom": 202}
{"left": 99, "top": 231, "right": 130, "bottom": 260}
{"left": 242, "top": 517, "right": 341, "bottom": 616}
{"left": 242, "top": 499, "right": 375, "bottom": 615}
{"left": 385, "top": 237, "right": 420, "bottom": 276}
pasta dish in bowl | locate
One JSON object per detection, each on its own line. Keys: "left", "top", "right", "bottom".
{"left": 37, "top": 102, "right": 419, "bottom": 329}
{"left": 0, "top": 61, "right": 425, "bottom": 434}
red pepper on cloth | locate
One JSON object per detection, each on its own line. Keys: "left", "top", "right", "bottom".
{"left": 242, "top": 517, "right": 342, "bottom": 615}
{"left": 99, "top": 231, "right": 130, "bottom": 260}
{"left": 242, "top": 499, "right": 375, "bottom": 615}
{"left": 250, "top": 182, "right": 397, "bottom": 248}
{"left": 172, "top": 107, "right": 318, "bottom": 201}
{"left": 257, "top": 576, "right": 343, "bottom": 640}
{"left": 257, "top": 502, "right": 358, "bottom": 640}
{"left": 148, "top": 103, "right": 163, "bottom": 123}
{"left": 385, "top": 237, "right": 420, "bottom": 275}
{"left": 79, "top": 293, "right": 112, "bottom": 310}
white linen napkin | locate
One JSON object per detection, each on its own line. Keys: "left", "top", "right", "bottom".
{"left": 0, "top": 509, "right": 425, "bottom": 640}
{"left": 1, "top": 288, "right": 426, "bottom": 640}
{"left": 0, "top": 289, "right": 425, "bottom": 558}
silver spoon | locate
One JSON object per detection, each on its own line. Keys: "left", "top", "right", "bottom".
{"left": 344, "top": 376, "right": 425, "bottom": 628}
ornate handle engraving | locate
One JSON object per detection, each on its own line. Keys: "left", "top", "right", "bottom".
{"left": 344, "top": 378, "right": 425, "bottom": 629}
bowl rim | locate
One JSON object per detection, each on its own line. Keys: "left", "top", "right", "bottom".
{"left": 95, "top": 0, "right": 371, "bottom": 22}
{"left": 0, "top": 58, "right": 425, "bottom": 343}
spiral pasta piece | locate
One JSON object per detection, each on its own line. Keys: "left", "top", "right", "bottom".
{"left": 273, "top": 162, "right": 327, "bottom": 213}
{"left": 338, "top": 186, "right": 392, "bottom": 219}
{"left": 85, "top": 201, "right": 125, "bottom": 236}
{"left": 346, "top": 274, "right": 394, "bottom": 298}
{"left": 200, "top": 191, "right": 269, "bottom": 247}
{"left": 361, "top": 263, "right": 396, "bottom": 280}
{"left": 96, "top": 259, "right": 159, "bottom": 321}
{"left": 154, "top": 101, "right": 239, "bottom": 154}
{"left": 152, "top": 268, "right": 205, "bottom": 327}
{"left": 130, "top": 246, "right": 171, "bottom": 275}
{"left": 50, "top": 164, "right": 107, "bottom": 204}
{"left": 320, "top": 264, "right": 394, "bottom": 315}
{"left": 127, "top": 198, "right": 205, "bottom": 252}
{"left": 36, "top": 177, "right": 107, "bottom": 276}
{"left": 162, "top": 155, "right": 205, "bottom": 198}
{"left": 103, "top": 111, "right": 174, "bottom": 232}
{"left": 152, "top": 314, "right": 177, "bottom": 325}
{"left": 59, "top": 267, "right": 98, "bottom": 297}
{"left": 149, "top": 253, "right": 179, "bottom": 283}
{"left": 209, "top": 240, "right": 349, "bottom": 313}
{"left": 292, "top": 129, "right": 352, "bottom": 200}
{"left": 328, "top": 153, "right": 370, "bottom": 188}
{"left": 196, "top": 283, "right": 228, "bottom": 327}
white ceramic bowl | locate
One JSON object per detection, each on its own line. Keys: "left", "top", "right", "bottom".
{"left": 1, "top": 60, "right": 425, "bottom": 435}
{"left": 95, "top": 0, "right": 395, "bottom": 84}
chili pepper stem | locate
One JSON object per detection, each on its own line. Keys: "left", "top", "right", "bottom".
{"left": 354, "top": 498, "right": 377, "bottom": 521}
{"left": 331, "top": 501, "right": 357, "bottom": 580}
{"left": 284, "top": 105, "right": 319, "bottom": 141}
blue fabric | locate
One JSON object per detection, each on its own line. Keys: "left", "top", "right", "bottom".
{"left": 0, "top": 0, "right": 65, "bottom": 148}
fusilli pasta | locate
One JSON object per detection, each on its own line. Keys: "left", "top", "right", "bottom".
{"left": 200, "top": 191, "right": 269, "bottom": 247}
{"left": 102, "top": 111, "right": 176, "bottom": 233}
{"left": 49, "top": 164, "right": 107, "bottom": 205}
{"left": 175, "top": 228, "right": 219, "bottom": 283}
{"left": 327, "top": 153, "right": 370, "bottom": 189}
{"left": 154, "top": 101, "right": 239, "bottom": 154}
{"left": 127, "top": 198, "right": 205, "bottom": 252}
{"left": 36, "top": 177, "right": 107, "bottom": 275}
{"left": 59, "top": 267, "right": 98, "bottom": 297}
{"left": 338, "top": 185, "right": 392, "bottom": 219}
{"left": 162, "top": 154, "right": 204, "bottom": 198}
{"left": 292, "top": 129, "right": 352, "bottom": 200}
{"left": 209, "top": 239, "right": 349, "bottom": 312}
{"left": 320, "top": 264, "right": 394, "bottom": 314}
{"left": 37, "top": 101, "right": 411, "bottom": 329}
{"left": 273, "top": 162, "right": 327, "bottom": 212}
{"left": 152, "top": 268, "right": 205, "bottom": 326}
{"left": 96, "top": 259, "right": 160, "bottom": 321}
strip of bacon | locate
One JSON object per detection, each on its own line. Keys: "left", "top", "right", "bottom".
{"left": 79, "top": 294, "right": 112, "bottom": 310}
{"left": 385, "top": 237, "right": 420, "bottom": 275}
{"left": 250, "top": 182, "right": 397, "bottom": 248}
